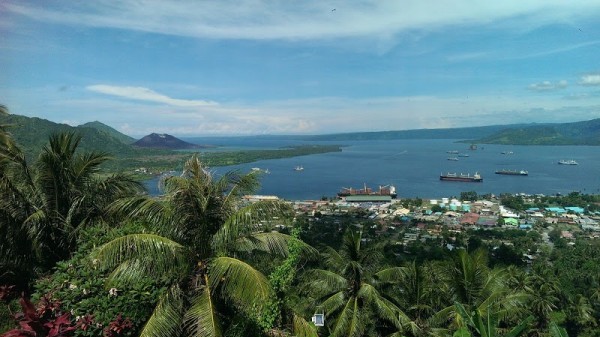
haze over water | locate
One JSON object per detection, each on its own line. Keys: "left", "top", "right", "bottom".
{"left": 146, "top": 138, "right": 600, "bottom": 200}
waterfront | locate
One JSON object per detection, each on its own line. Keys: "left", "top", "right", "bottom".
{"left": 145, "top": 138, "right": 600, "bottom": 200}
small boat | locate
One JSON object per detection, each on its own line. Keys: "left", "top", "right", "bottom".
{"left": 458, "top": 153, "right": 469, "bottom": 157}
{"left": 447, "top": 150, "right": 459, "bottom": 154}
{"left": 495, "top": 169, "right": 528, "bottom": 176}
{"left": 447, "top": 157, "right": 459, "bottom": 161}
{"left": 501, "top": 151, "right": 514, "bottom": 155}
{"left": 558, "top": 160, "right": 578, "bottom": 165}
{"left": 294, "top": 166, "right": 304, "bottom": 171}
{"left": 251, "top": 167, "right": 270, "bottom": 174}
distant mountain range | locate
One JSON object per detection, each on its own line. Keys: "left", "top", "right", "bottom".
{"left": 0, "top": 114, "right": 208, "bottom": 161}
{"left": 307, "top": 118, "right": 600, "bottom": 145}
{"left": 2, "top": 113, "right": 600, "bottom": 162}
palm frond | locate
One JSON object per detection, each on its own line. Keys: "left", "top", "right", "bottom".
{"left": 292, "top": 313, "right": 318, "bottom": 337}
{"left": 330, "top": 297, "right": 363, "bottom": 337}
{"left": 92, "top": 234, "right": 189, "bottom": 280}
{"left": 374, "top": 266, "right": 408, "bottom": 283}
{"left": 233, "top": 231, "right": 318, "bottom": 259}
{"left": 209, "top": 256, "right": 271, "bottom": 311}
{"left": 212, "top": 200, "right": 293, "bottom": 254}
{"left": 185, "top": 284, "right": 223, "bottom": 337}
{"left": 320, "top": 246, "right": 346, "bottom": 272}
{"left": 108, "top": 197, "right": 170, "bottom": 230}
{"left": 320, "top": 290, "right": 347, "bottom": 315}
{"left": 139, "top": 284, "right": 184, "bottom": 337}
{"left": 302, "top": 269, "right": 347, "bottom": 298}
{"left": 359, "top": 283, "right": 412, "bottom": 330}
{"left": 72, "top": 151, "right": 112, "bottom": 183}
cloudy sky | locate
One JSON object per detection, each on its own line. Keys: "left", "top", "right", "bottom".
{"left": 1, "top": 1, "right": 600, "bottom": 136}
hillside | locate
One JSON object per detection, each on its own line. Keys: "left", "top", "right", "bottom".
{"left": 307, "top": 118, "right": 600, "bottom": 145}
{"left": 78, "top": 121, "right": 136, "bottom": 144}
{"left": 0, "top": 114, "right": 141, "bottom": 158}
{"left": 133, "top": 133, "right": 205, "bottom": 150}
{"left": 474, "top": 118, "right": 600, "bottom": 145}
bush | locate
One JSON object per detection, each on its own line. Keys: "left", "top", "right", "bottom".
{"left": 30, "top": 223, "right": 174, "bottom": 337}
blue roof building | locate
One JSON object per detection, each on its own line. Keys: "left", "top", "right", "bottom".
{"left": 565, "top": 207, "right": 585, "bottom": 214}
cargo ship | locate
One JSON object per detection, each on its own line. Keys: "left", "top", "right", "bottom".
{"left": 338, "top": 184, "right": 397, "bottom": 198}
{"left": 495, "top": 169, "right": 528, "bottom": 176}
{"left": 440, "top": 172, "right": 482, "bottom": 182}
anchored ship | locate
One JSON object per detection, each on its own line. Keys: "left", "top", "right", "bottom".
{"left": 440, "top": 172, "right": 482, "bottom": 182}
{"left": 495, "top": 169, "right": 528, "bottom": 176}
{"left": 338, "top": 184, "right": 397, "bottom": 198}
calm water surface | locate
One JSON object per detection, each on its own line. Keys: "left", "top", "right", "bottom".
{"left": 146, "top": 138, "right": 600, "bottom": 200}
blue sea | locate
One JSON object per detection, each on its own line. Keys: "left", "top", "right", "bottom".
{"left": 144, "top": 137, "right": 600, "bottom": 200}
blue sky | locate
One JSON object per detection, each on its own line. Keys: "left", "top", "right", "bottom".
{"left": 1, "top": 1, "right": 600, "bottom": 136}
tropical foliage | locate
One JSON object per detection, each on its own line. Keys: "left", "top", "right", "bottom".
{"left": 300, "top": 230, "right": 412, "bottom": 337}
{"left": 2, "top": 106, "right": 599, "bottom": 337}
{"left": 0, "top": 113, "right": 143, "bottom": 286}
{"left": 91, "top": 154, "right": 314, "bottom": 337}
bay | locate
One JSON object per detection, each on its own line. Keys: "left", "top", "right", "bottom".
{"left": 145, "top": 138, "right": 600, "bottom": 200}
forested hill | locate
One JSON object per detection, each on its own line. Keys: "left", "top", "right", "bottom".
{"left": 475, "top": 118, "right": 600, "bottom": 145}
{"left": 79, "top": 121, "right": 136, "bottom": 144}
{"left": 306, "top": 118, "right": 600, "bottom": 145}
{"left": 0, "top": 113, "right": 152, "bottom": 159}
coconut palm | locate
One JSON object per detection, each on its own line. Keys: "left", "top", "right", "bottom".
{"left": 0, "top": 118, "right": 143, "bottom": 285}
{"left": 93, "top": 154, "right": 314, "bottom": 337}
{"left": 300, "top": 229, "right": 412, "bottom": 337}
{"left": 431, "top": 249, "right": 528, "bottom": 333}
{"left": 379, "top": 260, "right": 451, "bottom": 337}
{"left": 453, "top": 301, "right": 533, "bottom": 337}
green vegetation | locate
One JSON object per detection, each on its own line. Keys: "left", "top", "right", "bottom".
{"left": 2, "top": 106, "right": 600, "bottom": 337}
{"left": 472, "top": 119, "right": 600, "bottom": 145}
{"left": 0, "top": 112, "right": 342, "bottom": 174}
{"left": 307, "top": 118, "right": 600, "bottom": 146}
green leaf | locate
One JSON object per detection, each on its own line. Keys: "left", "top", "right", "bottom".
{"left": 209, "top": 256, "right": 271, "bottom": 311}
{"left": 185, "top": 284, "right": 223, "bottom": 337}
{"left": 549, "top": 321, "right": 569, "bottom": 337}
{"left": 292, "top": 313, "right": 318, "bottom": 337}
{"left": 454, "top": 327, "right": 472, "bottom": 337}
{"left": 139, "top": 284, "right": 184, "bottom": 337}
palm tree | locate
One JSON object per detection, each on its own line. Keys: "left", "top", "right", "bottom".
{"left": 93, "top": 154, "right": 314, "bottom": 337}
{"left": 522, "top": 267, "right": 561, "bottom": 334}
{"left": 432, "top": 249, "right": 528, "bottom": 333}
{"left": 453, "top": 301, "right": 533, "bottom": 337}
{"left": 300, "top": 229, "right": 412, "bottom": 337}
{"left": 0, "top": 128, "right": 143, "bottom": 285}
{"left": 379, "top": 260, "right": 450, "bottom": 336}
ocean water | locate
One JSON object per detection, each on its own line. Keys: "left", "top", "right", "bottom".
{"left": 145, "top": 138, "right": 600, "bottom": 200}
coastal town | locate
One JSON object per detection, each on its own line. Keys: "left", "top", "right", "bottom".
{"left": 244, "top": 192, "right": 600, "bottom": 262}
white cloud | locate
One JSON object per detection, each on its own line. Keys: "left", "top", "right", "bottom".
{"left": 528, "top": 80, "right": 568, "bottom": 91}
{"left": 5, "top": 1, "right": 600, "bottom": 41}
{"left": 86, "top": 85, "right": 218, "bottom": 107}
{"left": 5, "top": 85, "right": 600, "bottom": 136}
{"left": 579, "top": 73, "right": 600, "bottom": 86}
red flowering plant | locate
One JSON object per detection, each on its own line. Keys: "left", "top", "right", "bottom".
{"left": 1, "top": 296, "right": 77, "bottom": 337}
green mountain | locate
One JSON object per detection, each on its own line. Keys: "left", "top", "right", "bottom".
{"left": 474, "top": 119, "right": 600, "bottom": 145}
{"left": 0, "top": 114, "right": 157, "bottom": 160}
{"left": 78, "top": 121, "right": 136, "bottom": 144}
{"left": 307, "top": 118, "right": 600, "bottom": 145}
